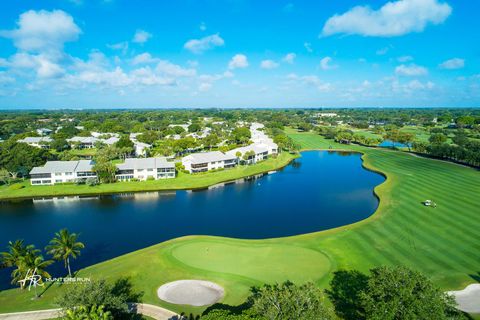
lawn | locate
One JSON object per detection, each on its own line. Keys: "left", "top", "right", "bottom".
{"left": 0, "top": 152, "right": 295, "bottom": 200}
{"left": 0, "top": 132, "right": 478, "bottom": 316}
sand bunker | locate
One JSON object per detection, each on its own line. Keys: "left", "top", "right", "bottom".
{"left": 157, "top": 280, "right": 224, "bottom": 306}
{"left": 447, "top": 283, "right": 480, "bottom": 313}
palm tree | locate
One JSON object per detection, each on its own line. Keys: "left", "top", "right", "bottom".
{"left": 17, "top": 248, "right": 53, "bottom": 296}
{"left": 0, "top": 240, "right": 28, "bottom": 269}
{"left": 46, "top": 229, "right": 85, "bottom": 277}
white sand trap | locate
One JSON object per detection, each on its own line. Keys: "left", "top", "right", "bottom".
{"left": 447, "top": 283, "right": 480, "bottom": 313}
{"left": 157, "top": 280, "right": 224, "bottom": 307}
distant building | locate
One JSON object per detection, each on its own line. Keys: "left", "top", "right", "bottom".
{"left": 17, "top": 137, "right": 52, "bottom": 149}
{"left": 67, "top": 136, "right": 99, "bottom": 149}
{"left": 314, "top": 112, "right": 338, "bottom": 118}
{"left": 115, "top": 157, "right": 175, "bottom": 181}
{"left": 133, "top": 142, "right": 151, "bottom": 157}
{"left": 182, "top": 151, "right": 237, "bottom": 173}
{"left": 36, "top": 128, "right": 53, "bottom": 136}
{"left": 30, "top": 160, "right": 96, "bottom": 185}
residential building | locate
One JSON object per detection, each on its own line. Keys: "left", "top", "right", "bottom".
{"left": 29, "top": 160, "right": 96, "bottom": 185}
{"left": 226, "top": 144, "right": 270, "bottom": 164}
{"left": 115, "top": 157, "right": 175, "bottom": 181}
{"left": 134, "top": 142, "right": 151, "bottom": 157}
{"left": 36, "top": 128, "right": 53, "bottom": 136}
{"left": 67, "top": 136, "right": 99, "bottom": 149}
{"left": 182, "top": 151, "right": 237, "bottom": 173}
{"left": 17, "top": 137, "right": 53, "bottom": 149}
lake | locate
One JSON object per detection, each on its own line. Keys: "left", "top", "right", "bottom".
{"left": 0, "top": 151, "right": 385, "bottom": 289}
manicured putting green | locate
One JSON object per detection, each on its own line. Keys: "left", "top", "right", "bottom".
{"left": 169, "top": 240, "right": 332, "bottom": 284}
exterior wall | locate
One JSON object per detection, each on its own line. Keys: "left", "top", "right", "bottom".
{"left": 116, "top": 167, "right": 175, "bottom": 181}
{"left": 30, "top": 171, "right": 96, "bottom": 185}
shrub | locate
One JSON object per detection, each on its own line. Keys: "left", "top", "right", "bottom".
{"left": 85, "top": 177, "right": 98, "bottom": 186}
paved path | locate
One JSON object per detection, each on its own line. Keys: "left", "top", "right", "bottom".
{"left": 0, "top": 303, "right": 179, "bottom": 320}
{"left": 447, "top": 283, "right": 480, "bottom": 314}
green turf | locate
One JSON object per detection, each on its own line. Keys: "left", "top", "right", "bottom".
{"left": 0, "top": 132, "right": 478, "bottom": 316}
{"left": 0, "top": 152, "right": 295, "bottom": 200}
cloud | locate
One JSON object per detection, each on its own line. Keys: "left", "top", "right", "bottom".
{"left": 132, "top": 52, "right": 159, "bottom": 65}
{"left": 228, "top": 54, "right": 248, "bottom": 69}
{"left": 439, "top": 58, "right": 464, "bottom": 69}
{"left": 283, "top": 53, "right": 296, "bottom": 64}
{"left": 0, "top": 10, "right": 81, "bottom": 54}
{"left": 107, "top": 41, "right": 128, "bottom": 54}
{"left": 304, "top": 42, "right": 313, "bottom": 53}
{"left": 198, "top": 82, "right": 212, "bottom": 92}
{"left": 398, "top": 55, "right": 413, "bottom": 62}
{"left": 322, "top": 0, "right": 452, "bottom": 37}
{"left": 155, "top": 60, "right": 196, "bottom": 77}
{"left": 199, "top": 22, "right": 207, "bottom": 31}
{"left": 319, "top": 57, "right": 338, "bottom": 70}
{"left": 132, "top": 29, "right": 152, "bottom": 44}
{"left": 260, "top": 59, "right": 279, "bottom": 69}
{"left": 376, "top": 47, "right": 390, "bottom": 55}
{"left": 395, "top": 63, "right": 428, "bottom": 76}
{"left": 286, "top": 73, "right": 332, "bottom": 92}
{"left": 184, "top": 34, "right": 224, "bottom": 54}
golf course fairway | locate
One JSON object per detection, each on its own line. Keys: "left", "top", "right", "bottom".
{"left": 0, "top": 132, "right": 478, "bottom": 316}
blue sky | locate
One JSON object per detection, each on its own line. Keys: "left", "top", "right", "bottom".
{"left": 0, "top": 0, "right": 479, "bottom": 109}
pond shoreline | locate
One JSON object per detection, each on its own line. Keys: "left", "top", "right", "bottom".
{"left": 0, "top": 152, "right": 299, "bottom": 202}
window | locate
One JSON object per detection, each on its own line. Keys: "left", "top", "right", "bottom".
{"left": 65, "top": 172, "right": 73, "bottom": 176}
{"left": 55, "top": 172, "right": 62, "bottom": 176}
{"left": 147, "top": 168, "right": 153, "bottom": 172}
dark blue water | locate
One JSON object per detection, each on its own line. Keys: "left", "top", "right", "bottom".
{"left": 0, "top": 151, "right": 384, "bottom": 289}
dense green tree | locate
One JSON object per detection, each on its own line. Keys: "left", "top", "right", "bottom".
{"left": 56, "top": 278, "right": 142, "bottom": 319}
{"left": 251, "top": 281, "right": 334, "bottom": 320}
{"left": 429, "top": 133, "right": 448, "bottom": 145}
{"left": 188, "top": 123, "right": 202, "bottom": 133}
{"left": 0, "top": 141, "right": 52, "bottom": 178}
{"left": 93, "top": 160, "right": 117, "bottom": 183}
{"left": 360, "top": 266, "right": 463, "bottom": 320}
{"left": 231, "top": 127, "right": 251, "bottom": 145}
{"left": 62, "top": 304, "right": 113, "bottom": 320}
{"left": 51, "top": 138, "right": 70, "bottom": 152}
{"left": 46, "top": 229, "right": 85, "bottom": 277}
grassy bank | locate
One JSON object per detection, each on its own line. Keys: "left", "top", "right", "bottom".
{"left": 0, "top": 132, "right": 478, "bottom": 316}
{"left": 0, "top": 152, "right": 296, "bottom": 200}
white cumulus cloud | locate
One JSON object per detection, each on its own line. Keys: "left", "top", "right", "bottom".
{"left": 320, "top": 57, "right": 338, "bottom": 70}
{"left": 260, "top": 59, "right": 279, "bottom": 69}
{"left": 184, "top": 34, "right": 224, "bottom": 54}
{"left": 322, "top": 0, "right": 452, "bottom": 37}
{"left": 228, "top": 54, "right": 248, "bottom": 69}
{"left": 439, "top": 58, "right": 464, "bottom": 69}
{"left": 132, "top": 29, "right": 152, "bottom": 44}
{"left": 283, "top": 53, "right": 296, "bottom": 64}
{"left": 395, "top": 64, "right": 428, "bottom": 76}
{"left": 0, "top": 10, "right": 81, "bottom": 53}
{"left": 132, "top": 52, "right": 159, "bottom": 65}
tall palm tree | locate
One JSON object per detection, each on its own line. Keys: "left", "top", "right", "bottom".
{"left": 0, "top": 240, "right": 28, "bottom": 269}
{"left": 16, "top": 248, "right": 53, "bottom": 296}
{"left": 46, "top": 229, "right": 85, "bottom": 277}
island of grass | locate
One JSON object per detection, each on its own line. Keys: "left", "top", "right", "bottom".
{"left": 0, "top": 152, "right": 295, "bottom": 201}
{"left": 0, "top": 132, "right": 478, "bottom": 317}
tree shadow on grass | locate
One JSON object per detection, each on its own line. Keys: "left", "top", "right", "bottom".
{"left": 325, "top": 270, "right": 369, "bottom": 320}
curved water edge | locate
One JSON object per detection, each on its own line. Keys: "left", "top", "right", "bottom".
{"left": 0, "top": 151, "right": 385, "bottom": 289}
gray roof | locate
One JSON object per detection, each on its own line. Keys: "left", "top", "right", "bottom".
{"left": 183, "top": 151, "right": 235, "bottom": 164}
{"left": 18, "top": 137, "right": 52, "bottom": 144}
{"left": 116, "top": 157, "right": 174, "bottom": 170}
{"left": 67, "top": 136, "right": 99, "bottom": 144}
{"left": 30, "top": 160, "right": 94, "bottom": 174}
{"left": 226, "top": 144, "right": 269, "bottom": 157}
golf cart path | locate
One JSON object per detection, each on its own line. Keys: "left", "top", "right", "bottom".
{"left": 0, "top": 303, "right": 179, "bottom": 320}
